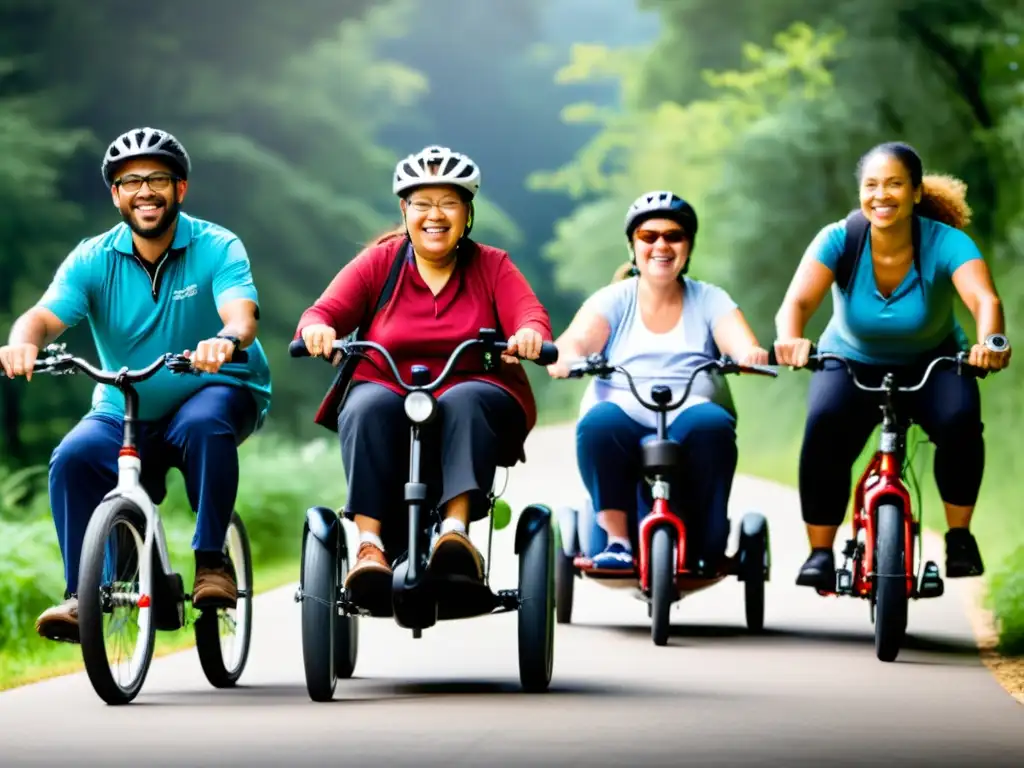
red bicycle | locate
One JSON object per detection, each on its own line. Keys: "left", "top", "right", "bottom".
{"left": 777, "top": 348, "right": 987, "bottom": 662}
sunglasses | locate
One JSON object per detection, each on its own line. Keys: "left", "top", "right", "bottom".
{"left": 634, "top": 228, "right": 687, "bottom": 244}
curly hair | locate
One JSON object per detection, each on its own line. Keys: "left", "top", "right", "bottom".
{"left": 917, "top": 173, "right": 972, "bottom": 230}
{"left": 857, "top": 141, "right": 972, "bottom": 230}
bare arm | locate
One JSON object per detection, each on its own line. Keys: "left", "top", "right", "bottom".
{"left": 217, "top": 298, "right": 259, "bottom": 349}
{"left": 547, "top": 302, "right": 612, "bottom": 377}
{"left": 712, "top": 308, "right": 764, "bottom": 361}
{"left": 1, "top": 307, "right": 69, "bottom": 379}
{"left": 951, "top": 260, "right": 1004, "bottom": 341}
{"left": 9, "top": 306, "right": 68, "bottom": 348}
{"left": 555, "top": 303, "right": 612, "bottom": 360}
{"left": 775, "top": 258, "right": 835, "bottom": 340}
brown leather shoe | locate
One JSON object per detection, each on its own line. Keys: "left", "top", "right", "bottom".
{"left": 345, "top": 542, "right": 393, "bottom": 611}
{"left": 429, "top": 529, "right": 484, "bottom": 581}
{"left": 193, "top": 565, "right": 238, "bottom": 610}
{"left": 36, "top": 597, "right": 80, "bottom": 643}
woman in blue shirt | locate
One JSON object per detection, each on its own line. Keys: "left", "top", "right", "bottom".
{"left": 773, "top": 141, "right": 1011, "bottom": 589}
{"left": 548, "top": 191, "right": 769, "bottom": 576}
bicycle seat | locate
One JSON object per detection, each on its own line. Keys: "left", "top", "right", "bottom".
{"left": 640, "top": 434, "right": 681, "bottom": 475}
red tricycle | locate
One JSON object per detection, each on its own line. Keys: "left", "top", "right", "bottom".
{"left": 554, "top": 354, "right": 778, "bottom": 646}
{"left": 778, "top": 348, "right": 988, "bottom": 662}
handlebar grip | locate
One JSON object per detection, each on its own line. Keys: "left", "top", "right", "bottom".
{"left": 230, "top": 350, "right": 249, "bottom": 364}
{"left": 536, "top": 342, "right": 559, "bottom": 366}
{"left": 962, "top": 363, "right": 989, "bottom": 380}
{"left": 737, "top": 364, "right": 778, "bottom": 378}
{"left": 289, "top": 339, "right": 311, "bottom": 358}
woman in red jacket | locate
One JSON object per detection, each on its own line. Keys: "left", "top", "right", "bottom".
{"left": 295, "top": 145, "right": 553, "bottom": 610}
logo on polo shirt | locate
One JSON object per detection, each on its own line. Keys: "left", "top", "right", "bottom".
{"left": 172, "top": 284, "right": 198, "bottom": 301}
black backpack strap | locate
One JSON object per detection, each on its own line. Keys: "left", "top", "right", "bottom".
{"left": 835, "top": 209, "right": 870, "bottom": 294}
{"left": 354, "top": 236, "right": 408, "bottom": 340}
{"left": 834, "top": 211, "right": 923, "bottom": 295}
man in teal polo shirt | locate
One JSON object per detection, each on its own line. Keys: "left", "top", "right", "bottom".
{"left": 0, "top": 127, "right": 273, "bottom": 643}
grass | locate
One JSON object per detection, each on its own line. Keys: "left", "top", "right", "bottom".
{"left": 0, "top": 558, "right": 299, "bottom": 691}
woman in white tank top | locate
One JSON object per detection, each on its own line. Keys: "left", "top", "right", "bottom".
{"left": 548, "top": 190, "right": 769, "bottom": 575}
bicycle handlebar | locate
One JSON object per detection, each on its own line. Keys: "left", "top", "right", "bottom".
{"left": 567, "top": 353, "right": 777, "bottom": 412}
{"left": 288, "top": 329, "right": 559, "bottom": 393}
{"left": 766, "top": 345, "right": 987, "bottom": 393}
{"left": 30, "top": 343, "right": 249, "bottom": 387}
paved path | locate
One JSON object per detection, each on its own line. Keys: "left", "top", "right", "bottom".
{"left": 2, "top": 424, "right": 1021, "bottom": 767}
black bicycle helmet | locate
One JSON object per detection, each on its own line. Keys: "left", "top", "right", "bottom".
{"left": 102, "top": 127, "right": 191, "bottom": 186}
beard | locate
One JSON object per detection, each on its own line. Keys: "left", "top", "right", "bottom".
{"left": 121, "top": 197, "right": 180, "bottom": 240}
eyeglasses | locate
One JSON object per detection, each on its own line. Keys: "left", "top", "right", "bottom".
{"left": 634, "top": 228, "right": 687, "bottom": 244}
{"left": 114, "top": 172, "right": 177, "bottom": 194}
{"left": 408, "top": 199, "right": 463, "bottom": 214}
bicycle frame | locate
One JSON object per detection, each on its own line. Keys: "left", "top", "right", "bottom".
{"left": 567, "top": 353, "right": 777, "bottom": 593}
{"left": 289, "top": 327, "right": 558, "bottom": 592}
{"left": 793, "top": 351, "right": 986, "bottom": 602}
{"left": 846, "top": 380, "right": 915, "bottom": 600}
{"left": 33, "top": 343, "right": 247, "bottom": 614}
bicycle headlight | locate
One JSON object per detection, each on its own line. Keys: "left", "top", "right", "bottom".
{"left": 404, "top": 390, "right": 437, "bottom": 424}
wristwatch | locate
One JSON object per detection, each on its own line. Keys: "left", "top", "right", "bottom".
{"left": 216, "top": 333, "right": 241, "bottom": 351}
{"left": 984, "top": 333, "right": 1010, "bottom": 353}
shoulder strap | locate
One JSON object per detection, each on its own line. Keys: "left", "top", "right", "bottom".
{"left": 835, "top": 211, "right": 923, "bottom": 295}
{"left": 836, "top": 209, "right": 870, "bottom": 294}
{"left": 354, "top": 236, "right": 408, "bottom": 341}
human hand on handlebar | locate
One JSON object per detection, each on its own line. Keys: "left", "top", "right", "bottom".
{"left": 503, "top": 327, "right": 544, "bottom": 365}
{"left": 185, "top": 337, "right": 237, "bottom": 374}
{"left": 547, "top": 358, "right": 570, "bottom": 379}
{"left": 968, "top": 342, "right": 1011, "bottom": 371}
{"left": 738, "top": 346, "right": 770, "bottom": 367}
{"left": 0, "top": 343, "right": 40, "bottom": 380}
{"left": 772, "top": 337, "right": 813, "bottom": 368}
{"left": 300, "top": 323, "right": 337, "bottom": 361}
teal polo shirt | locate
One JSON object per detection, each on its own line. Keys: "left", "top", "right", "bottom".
{"left": 38, "top": 211, "right": 272, "bottom": 427}
{"left": 809, "top": 216, "right": 982, "bottom": 365}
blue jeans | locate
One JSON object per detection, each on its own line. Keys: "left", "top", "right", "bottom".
{"left": 48, "top": 385, "right": 257, "bottom": 594}
{"left": 575, "top": 401, "right": 738, "bottom": 566}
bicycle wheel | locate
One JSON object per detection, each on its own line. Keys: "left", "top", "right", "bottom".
{"left": 78, "top": 497, "right": 156, "bottom": 705}
{"left": 874, "top": 502, "right": 909, "bottom": 662}
{"left": 195, "top": 511, "right": 254, "bottom": 688}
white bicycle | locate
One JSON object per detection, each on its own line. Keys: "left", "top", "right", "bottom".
{"left": 32, "top": 343, "right": 254, "bottom": 705}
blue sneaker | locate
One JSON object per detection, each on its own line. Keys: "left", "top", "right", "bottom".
{"left": 591, "top": 542, "right": 635, "bottom": 571}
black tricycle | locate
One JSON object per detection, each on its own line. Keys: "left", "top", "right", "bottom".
{"left": 288, "top": 328, "right": 559, "bottom": 701}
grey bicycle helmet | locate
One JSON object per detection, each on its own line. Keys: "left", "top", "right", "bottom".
{"left": 393, "top": 145, "right": 481, "bottom": 199}
{"left": 102, "top": 127, "right": 191, "bottom": 186}
{"left": 624, "top": 190, "right": 699, "bottom": 246}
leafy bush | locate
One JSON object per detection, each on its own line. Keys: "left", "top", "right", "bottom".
{"left": 988, "top": 546, "right": 1024, "bottom": 656}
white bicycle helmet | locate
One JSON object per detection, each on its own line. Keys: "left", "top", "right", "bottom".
{"left": 102, "top": 127, "right": 191, "bottom": 186}
{"left": 392, "top": 145, "right": 481, "bottom": 199}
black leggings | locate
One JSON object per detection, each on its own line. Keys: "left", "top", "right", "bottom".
{"left": 798, "top": 346, "right": 984, "bottom": 527}
{"left": 337, "top": 381, "right": 526, "bottom": 548}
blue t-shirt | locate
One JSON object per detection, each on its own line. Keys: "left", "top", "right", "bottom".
{"left": 809, "top": 216, "right": 982, "bottom": 365}
{"left": 578, "top": 276, "right": 738, "bottom": 429}
{"left": 38, "top": 212, "right": 273, "bottom": 427}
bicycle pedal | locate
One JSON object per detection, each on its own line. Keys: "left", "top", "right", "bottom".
{"left": 918, "top": 560, "right": 944, "bottom": 598}
{"left": 836, "top": 568, "right": 853, "bottom": 594}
